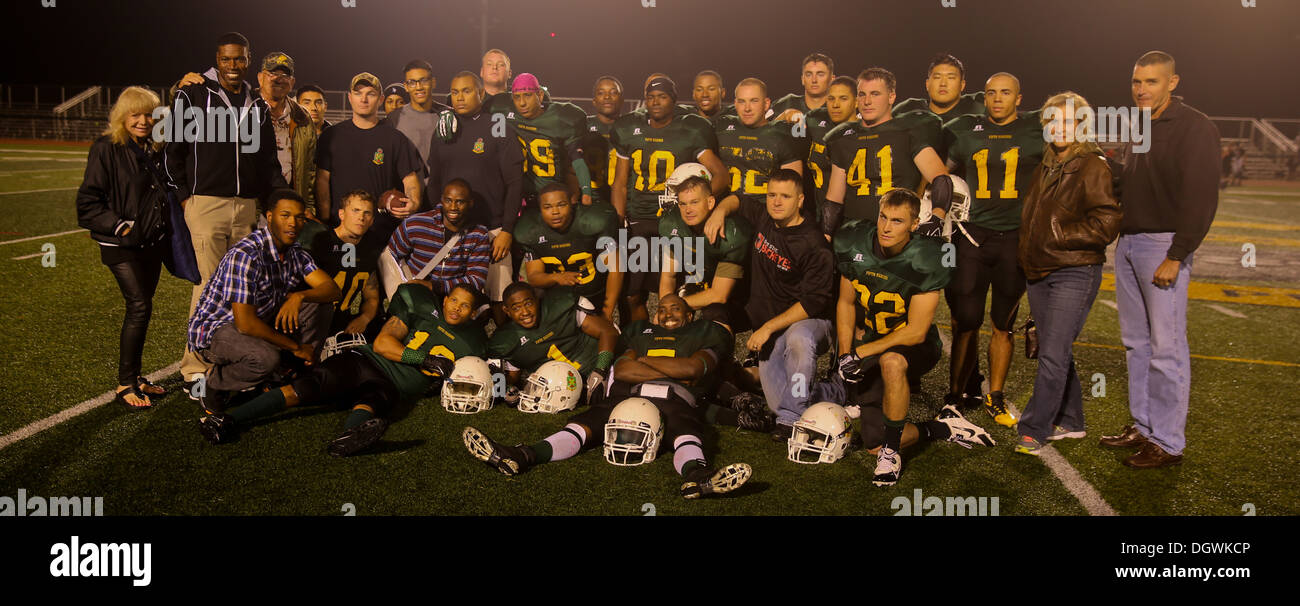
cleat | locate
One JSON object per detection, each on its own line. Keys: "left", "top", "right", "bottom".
{"left": 327, "top": 418, "right": 389, "bottom": 457}
{"left": 462, "top": 426, "right": 533, "bottom": 476}
{"left": 942, "top": 392, "right": 965, "bottom": 413}
{"left": 1013, "top": 435, "right": 1045, "bottom": 456}
{"left": 937, "top": 402, "right": 962, "bottom": 420}
{"left": 680, "top": 462, "right": 752, "bottom": 499}
{"left": 197, "top": 414, "right": 236, "bottom": 445}
{"left": 872, "top": 448, "right": 902, "bottom": 486}
{"left": 937, "top": 408, "right": 996, "bottom": 447}
{"left": 982, "top": 392, "right": 1017, "bottom": 427}
{"left": 1047, "top": 425, "right": 1087, "bottom": 441}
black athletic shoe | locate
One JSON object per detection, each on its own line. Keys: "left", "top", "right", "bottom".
{"left": 680, "top": 462, "right": 753, "bottom": 499}
{"left": 197, "top": 414, "right": 236, "bottom": 445}
{"left": 769, "top": 422, "right": 794, "bottom": 443}
{"left": 198, "top": 387, "right": 230, "bottom": 415}
{"left": 462, "top": 426, "right": 535, "bottom": 476}
{"left": 327, "top": 418, "right": 389, "bottom": 457}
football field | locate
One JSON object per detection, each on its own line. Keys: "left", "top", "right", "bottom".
{"left": 1, "top": 141, "right": 1297, "bottom": 516}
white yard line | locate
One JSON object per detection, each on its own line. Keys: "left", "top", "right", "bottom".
{"left": 0, "top": 362, "right": 181, "bottom": 451}
{"left": 10, "top": 251, "right": 44, "bottom": 260}
{"left": 0, "top": 187, "right": 77, "bottom": 196}
{"left": 0, "top": 148, "right": 87, "bottom": 155}
{"left": 0, "top": 168, "right": 85, "bottom": 176}
{"left": 1038, "top": 445, "right": 1118, "bottom": 516}
{"left": 1099, "top": 299, "right": 1119, "bottom": 310}
{"left": 1207, "top": 304, "right": 1247, "bottom": 318}
{"left": 0, "top": 229, "right": 86, "bottom": 246}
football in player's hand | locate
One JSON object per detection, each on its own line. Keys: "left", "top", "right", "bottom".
{"left": 380, "top": 189, "right": 406, "bottom": 211}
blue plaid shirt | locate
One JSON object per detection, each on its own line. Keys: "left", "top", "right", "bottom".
{"left": 187, "top": 227, "right": 319, "bottom": 350}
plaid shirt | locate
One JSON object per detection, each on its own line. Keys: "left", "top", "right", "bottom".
{"left": 386, "top": 206, "right": 492, "bottom": 297}
{"left": 187, "top": 227, "right": 319, "bottom": 350}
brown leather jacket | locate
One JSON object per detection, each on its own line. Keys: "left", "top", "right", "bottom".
{"left": 1018, "top": 143, "right": 1122, "bottom": 280}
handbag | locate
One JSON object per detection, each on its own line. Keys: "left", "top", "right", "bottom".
{"left": 132, "top": 142, "right": 200, "bottom": 284}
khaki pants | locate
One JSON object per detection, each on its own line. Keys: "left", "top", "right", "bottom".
{"left": 180, "top": 195, "right": 259, "bottom": 379}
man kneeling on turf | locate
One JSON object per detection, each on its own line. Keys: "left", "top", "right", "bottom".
{"left": 198, "top": 282, "right": 488, "bottom": 456}
{"left": 464, "top": 294, "right": 753, "bottom": 499}
{"left": 825, "top": 189, "right": 995, "bottom": 486}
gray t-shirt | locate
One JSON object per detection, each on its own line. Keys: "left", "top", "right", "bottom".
{"left": 385, "top": 104, "right": 441, "bottom": 183}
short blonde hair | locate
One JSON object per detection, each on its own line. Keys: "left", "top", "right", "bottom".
{"left": 105, "top": 86, "right": 161, "bottom": 148}
{"left": 1039, "top": 91, "right": 1092, "bottom": 155}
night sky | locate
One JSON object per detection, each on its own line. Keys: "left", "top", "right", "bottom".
{"left": 5, "top": 0, "right": 1298, "bottom": 117}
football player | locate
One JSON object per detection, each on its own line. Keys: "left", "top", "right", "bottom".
{"left": 714, "top": 78, "right": 803, "bottom": 215}
{"left": 805, "top": 76, "right": 859, "bottom": 220}
{"left": 464, "top": 294, "right": 754, "bottom": 499}
{"left": 691, "top": 70, "right": 736, "bottom": 125}
{"left": 892, "top": 53, "right": 985, "bottom": 124}
{"left": 771, "top": 52, "right": 835, "bottom": 121}
{"left": 299, "top": 189, "right": 386, "bottom": 347}
{"left": 583, "top": 76, "right": 625, "bottom": 206}
{"left": 609, "top": 76, "right": 728, "bottom": 323}
{"left": 507, "top": 73, "right": 593, "bottom": 206}
{"left": 515, "top": 183, "right": 623, "bottom": 317}
{"left": 940, "top": 72, "right": 1043, "bottom": 426}
{"left": 480, "top": 48, "right": 512, "bottom": 103}
{"left": 831, "top": 189, "right": 995, "bottom": 486}
{"left": 657, "top": 173, "right": 752, "bottom": 331}
{"left": 822, "top": 68, "right": 953, "bottom": 237}
{"left": 198, "top": 282, "right": 488, "bottom": 456}
{"left": 488, "top": 282, "right": 621, "bottom": 402}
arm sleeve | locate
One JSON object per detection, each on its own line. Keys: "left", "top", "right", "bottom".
{"left": 440, "top": 229, "right": 491, "bottom": 293}
{"left": 219, "top": 250, "right": 258, "bottom": 306}
{"left": 75, "top": 141, "right": 125, "bottom": 236}
{"left": 911, "top": 114, "right": 943, "bottom": 159}
{"left": 795, "top": 237, "right": 837, "bottom": 318}
{"left": 1167, "top": 118, "right": 1223, "bottom": 261}
{"left": 259, "top": 107, "right": 289, "bottom": 191}
{"left": 386, "top": 217, "right": 413, "bottom": 262}
{"left": 1059, "top": 156, "right": 1123, "bottom": 252}
{"left": 314, "top": 127, "right": 333, "bottom": 171}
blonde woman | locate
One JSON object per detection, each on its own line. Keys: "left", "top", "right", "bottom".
{"left": 75, "top": 86, "right": 174, "bottom": 409}
{"left": 1013, "top": 92, "right": 1122, "bottom": 454}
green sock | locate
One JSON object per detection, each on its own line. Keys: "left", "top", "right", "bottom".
{"left": 884, "top": 418, "right": 906, "bottom": 452}
{"left": 343, "top": 407, "right": 374, "bottom": 430}
{"left": 227, "top": 389, "right": 286, "bottom": 424}
{"left": 529, "top": 440, "right": 553, "bottom": 463}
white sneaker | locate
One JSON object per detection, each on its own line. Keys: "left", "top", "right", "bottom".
{"left": 872, "top": 447, "right": 902, "bottom": 487}
{"left": 1047, "top": 425, "right": 1087, "bottom": 441}
{"left": 937, "top": 409, "right": 997, "bottom": 448}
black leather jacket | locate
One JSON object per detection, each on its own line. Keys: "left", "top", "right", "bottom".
{"left": 76, "top": 136, "right": 172, "bottom": 248}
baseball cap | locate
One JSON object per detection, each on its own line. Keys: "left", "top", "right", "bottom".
{"left": 261, "top": 51, "right": 294, "bottom": 76}
{"left": 384, "top": 83, "right": 409, "bottom": 102}
{"left": 350, "top": 72, "right": 381, "bottom": 92}
{"left": 511, "top": 72, "right": 542, "bottom": 93}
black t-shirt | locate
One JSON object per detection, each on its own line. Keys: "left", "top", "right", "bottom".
{"left": 738, "top": 200, "right": 836, "bottom": 331}
{"left": 315, "top": 120, "right": 423, "bottom": 214}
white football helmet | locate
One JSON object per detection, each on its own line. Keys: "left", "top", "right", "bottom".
{"left": 518, "top": 360, "right": 582, "bottom": 414}
{"left": 788, "top": 402, "right": 854, "bottom": 464}
{"left": 603, "top": 397, "right": 664, "bottom": 466}
{"left": 321, "top": 331, "right": 367, "bottom": 360}
{"left": 920, "top": 174, "right": 972, "bottom": 242}
{"left": 657, "top": 162, "right": 713, "bottom": 211}
{"left": 441, "top": 356, "right": 493, "bottom": 414}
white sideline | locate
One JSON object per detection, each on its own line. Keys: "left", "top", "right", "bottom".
{"left": 1038, "top": 444, "right": 1118, "bottom": 516}
{"left": 0, "top": 228, "right": 86, "bottom": 246}
{"left": 10, "top": 252, "right": 44, "bottom": 260}
{"left": 0, "top": 149, "right": 87, "bottom": 155}
{"left": 1207, "top": 304, "right": 1247, "bottom": 319}
{"left": 0, "top": 362, "right": 181, "bottom": 451}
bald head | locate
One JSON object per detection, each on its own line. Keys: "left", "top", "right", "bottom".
{"left": 983, "top": 72, "right": 1023, "bottom": 123}
{"left": 655, "top": 293, "right": 692, "bottom": 330}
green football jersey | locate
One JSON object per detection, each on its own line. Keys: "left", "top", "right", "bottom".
{"left": 833, "top": 221, "right": 952, "bottom": 351}
{"left": 687, "top": 103, "right": 737, "bottom": 127}
{"left": 299, "top": 221, "right": 387, "bottom": 333}
{"left": 657, "top": 208, "right": 753, "bottom": 291}
{"left": 826, "top": 111, "right": 943, "bottom": 222}
{"left": 621, "top": 318, "right": 733, "bottom": 399}
{"left": 358, "top": 284, "right": 488, "bottom": 401}
{"left": 943, "top": 111, "right": 1044, "bottom": 231}
{"left": 507, "top": 101, "right": 589, "bottom": 198}
{"left": 892, "top": 92, "right": 986, "bottom": 122}
{"left": 583, "top": 115, "right": 619, "bottom": 206}
{"left": 714, "top": 115, "right": 800, "bottom": 206}
{"left": 771, "top": 93, "right": 814, "bottom": 117}
{"left": 803, "top": 107, "right": 853, "bottom": 217}
{"left": 488, "top": 289, "right": 599, "bottom": 375}
{"left": 514, "top": 203, "right": 621, "bottom": 301}
{"left": 610, "top": 112, "right": 718, "bottom": 220}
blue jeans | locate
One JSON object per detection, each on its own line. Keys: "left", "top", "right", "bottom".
{"left": 1019, "top": 265, "right": 1102, "bottom": 442}
{"left": 758, "top": 318, "right": 834, "bottom": 426}
{"left": 1115, "top": 233, "right": 1192, "bottom": 455}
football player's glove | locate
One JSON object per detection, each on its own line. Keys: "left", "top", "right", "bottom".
{"left": 585, "top": 368, "right": 607, "bottom": 404}
{"left": 837, "top": 352, "right": 879, "bottom": 384}
{"left": 436, "top": 109, "right": 459, "bottom": 142}
{"left": 321, "top": 331, "right": 368, "bottom": 361}
{"left": 916, "top": 215, "right": 945, "bottom": 239}
{"left": 420, "top": 354, "right": 455, "bottom": 378}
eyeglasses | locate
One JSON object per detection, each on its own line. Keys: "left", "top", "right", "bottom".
{"left": 405, "top": 77, "right": 433, "bottom": 88}
{"left": 263, "top": 70, "right": 291, "bottom": 81}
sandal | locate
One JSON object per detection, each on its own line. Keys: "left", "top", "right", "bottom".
{"left": 115, "top": 384, "right": 154, "bottom": 410}
{"left": 137, "top": 376, "right": 167, "bottom": 397}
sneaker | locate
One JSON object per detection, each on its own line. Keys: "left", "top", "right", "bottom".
{"left": 843, "top": 404, "right": 861, "bottom": 419}
{"left": 462, "top": 426, "right": 534, "bottom": 476}
{"left": 769, "top": 423, "right": 794, "bottom": 443}
{"left": 197, "top": 414, "right": 236, "bottom": 445}
{"left": 1013, "top": 435, "right": 1045, "bottom": 456}
{"left": 937, "top": 400, "right": 962, "bottom": 420}
{"left": 963, "top": 373, "right": 986, "bottom": 408}
{"left": 197, "top": 385, "right": 230, "bottom": 415}
{"left": 936, "top": 409, "right": 996, "bottom": 447}
{"left": 680, "top": 462, "right": 752, "bottom": 499}
{"left": 327, "top": 418, "right": 389, "bottom": 457}
{"left": 872, "top": 448, "right": 902, "bottom": 486}
{"left": 942, "top": 392, "right": 965, "bottom": 414}
{"left": 982, "top": 392, "right": 1017, "bottom": 427}
{"left": 1047, "top": 425, "right": 1087, "bottom": 441}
